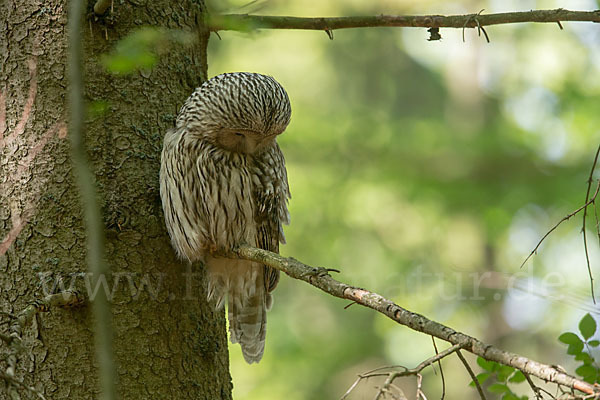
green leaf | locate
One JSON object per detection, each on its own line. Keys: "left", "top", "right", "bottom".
{"left": 579, "top": 314, "right": 597, "bottom": 340}
{"left": 497, "top": 365, "right": 516, "bottom": 381}
{"left": 476, "top": 357, "right": 496, "bottom": 372}
{"left": 559, "top": 332, "right": 583, "bottom": 346}
{"left": 576, "top": 365, "right": 598, "bottom": 378}
{"left": 488, "top": 383, "right": 509, "bottom": 394}
{"left": 509, "top": 370, "right": 526, "bottom": 383}
{"left": 469, "top": 372, "right": 491, "bottom": 387}
{"left": 584, "top": 375, "right": 597, "bottom": 384}
{"left": 102, "top": 27, "right": 195, "bottom": 74}
{"left": 502, "top": 393, "right": 520, "bottom": 400}
{"left": 575, "top": 352, "right": 594, "bottom": 364}
{"left": 87, "top": 100, "right": 110, "bottom": 118}
{"left": 589, "top": 340, "right": 600, "bottom": 347}
{"left": 567, "top": 341, "right": 585, "bottom": 355}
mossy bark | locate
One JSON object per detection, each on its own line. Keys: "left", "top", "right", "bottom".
{"left": 0, "top": 1, "right": 232, "bottom": 398}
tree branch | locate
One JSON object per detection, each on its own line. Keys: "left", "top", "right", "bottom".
{"left": 208, "top": 9, "right": 600, "bottom": 33}
{"left": 456, "top": 350, "right": 487, "bottom": 400}
{"left": 341, "top": 343, "right": 465, "bottom": 399}
{"left": 581, "top": 144, "right": 600, "bottom": 304}
{"left": 520, "top": 179, "right": 600, "bottom": 269}
{"left": 233, "top": 245, "right": 598, "bottom": 396}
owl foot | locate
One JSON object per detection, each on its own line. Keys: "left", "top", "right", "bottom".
{"left": 310, "top": 267, "right": 341, "bottom": 278}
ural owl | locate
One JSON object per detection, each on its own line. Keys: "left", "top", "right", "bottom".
{"left": 160, "top": 72, "right": 291, "bottom": 363}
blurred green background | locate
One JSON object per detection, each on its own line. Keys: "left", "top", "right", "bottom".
{"left": 206, "top": 1, "right": 600, "bottom": 398}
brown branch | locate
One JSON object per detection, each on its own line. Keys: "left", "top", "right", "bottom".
{"left": 523, "top": 372, "right": 548, "bottom": 400}
{"left": 208, "top": 9, "right": 600, "bottom": 33}
{"left": 233, "top": 245, "right": 598, "bottom": 396}
{"left": 582, "top": 145, "right": 600, "bottom": 303}
{"left": 431, "top": 337, "right": 446, "bottom": 400}
{"left": 520, "top": 179, "right": 600, "bottom": 269}
{"left": 456, "top": 350, "right": 487, "bottom": 400}
{"left": 377, "top": 343, "right": 465, "bottom": 399}
{"left": 342, "top": 343, "right": 464, "bottom": 400}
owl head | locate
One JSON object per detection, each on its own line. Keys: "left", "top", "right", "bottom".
{"left": 178, "top": 72, "right": 292, "bottom": 154}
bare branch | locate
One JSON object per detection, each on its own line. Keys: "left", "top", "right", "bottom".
{"left": 431, "top": 337, "right": 446, "bottom": 400}
{"left": 520, "top": 144, "right": 600, "bottom": 304}
{"left": 233, "top": 245, "right": 598, "bottom": 395}
{"left": 523, "top": 372, "right": 547, "bottom": 400}
{"left": 456, "top": 351, "right": 487, "bottom": 400}
{"left": 208, "top": 9, "right": 600, "bottom": 33}
{"left": 582, "top": 144, "right": 600, "bottom": 303}
{"left": 520, "top": 179, "right": 600, "bottom": 269}
{"left": 346, "top": 343, "right": 464, "bottom": 399}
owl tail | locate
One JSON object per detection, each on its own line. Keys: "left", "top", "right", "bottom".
{"left": 206, "top": 258, "right": 267, "bottom": 364}
{"left": 228, "top": 277, "right": 267, "bottom": 364}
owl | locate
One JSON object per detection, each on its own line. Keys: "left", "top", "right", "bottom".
{"left": 159, "top": 72, "right": 291, "bottom": 363}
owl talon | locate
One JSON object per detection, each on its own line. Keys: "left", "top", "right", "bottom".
{"left": 311, "top": 267, "right": 340, "bottom": 278}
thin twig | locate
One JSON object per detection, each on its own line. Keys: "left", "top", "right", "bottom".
{"left": 343, "top": 344, "right": 464, "bottom": 400}
{"left": 234, "top": 245, "right": 598, "bottom": 395}
{"left": 416, "top": 374, "right": 427, "bottom": 400}
{"left": 376, "top": 345, "right": 465, "bottom": 397}
{"left": 68, "top": 0, "right": 116, "bottom": 399}
{"left": 523, "top": 372, "right": 545, "bottom": 399}
{"left": 582, "top": 144, "right": 600, "bottom": 303}
{"left": 456, "top": 351, "right": 487, "bottom": 400}
{"left": 431, "top": 337, "right": 446, "bottom": 400}
{"left": 208, "top": 9, "right": 600, "bottom": 32}
{"left": 520, "top": 179, "right": 600, "bottom": 269}
{"left": 594, "top": 201, "right": 600, "bottom": 247}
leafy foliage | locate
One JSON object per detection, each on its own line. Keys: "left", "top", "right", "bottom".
{"left": 102, "top": 27, "right": 195, "bottom": 74}
{"left": 558, "top": 313, "right": 600, "bottom": 384}
{"left": 471, "top": 357, "right": 527, "bottom": 400}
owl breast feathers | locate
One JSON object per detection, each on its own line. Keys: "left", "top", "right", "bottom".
{"left": 159, "top": 72, "right": 291, "bottom": 363}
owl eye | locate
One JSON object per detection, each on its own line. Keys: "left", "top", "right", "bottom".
{"left": 234, "top": 132, "right": 244, "bottom": 137}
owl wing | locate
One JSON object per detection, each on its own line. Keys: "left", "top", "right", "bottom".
{"left": 253, "top": 142, "right": 291, "bottom": 295}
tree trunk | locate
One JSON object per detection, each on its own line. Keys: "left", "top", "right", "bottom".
{"left": 0, "top": 1, "right": 232, "bottom": 398}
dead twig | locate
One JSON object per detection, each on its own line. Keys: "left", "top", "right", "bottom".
{"left": 520, "top": 179, "right": 600, "bottom": 269}
{"left": 456, "top": 351, "right": 487, "bottom": 400}
{"left": 431, "top": 337, "right": 446, "bottom": 400}
{"left": 342, "top": 343, "right": 465, "bottom": 399}
{"left": 582, "top": 144, "right": 600, "bottom": 303}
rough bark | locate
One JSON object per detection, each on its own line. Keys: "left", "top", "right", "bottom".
{"left": 0, "top": 1, "right": 232, "bottom": 399}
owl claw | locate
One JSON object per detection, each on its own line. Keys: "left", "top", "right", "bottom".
{"left": 310, "top": 267, "right": 341, "bottom": 278}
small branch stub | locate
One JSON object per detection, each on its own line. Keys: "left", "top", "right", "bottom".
{"left": 93, "top": 0, "right": 112, "bottom": 16}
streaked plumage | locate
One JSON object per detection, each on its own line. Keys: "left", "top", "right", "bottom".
{"left": 159, "top": 72, "right": 291, "bottom": 363}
